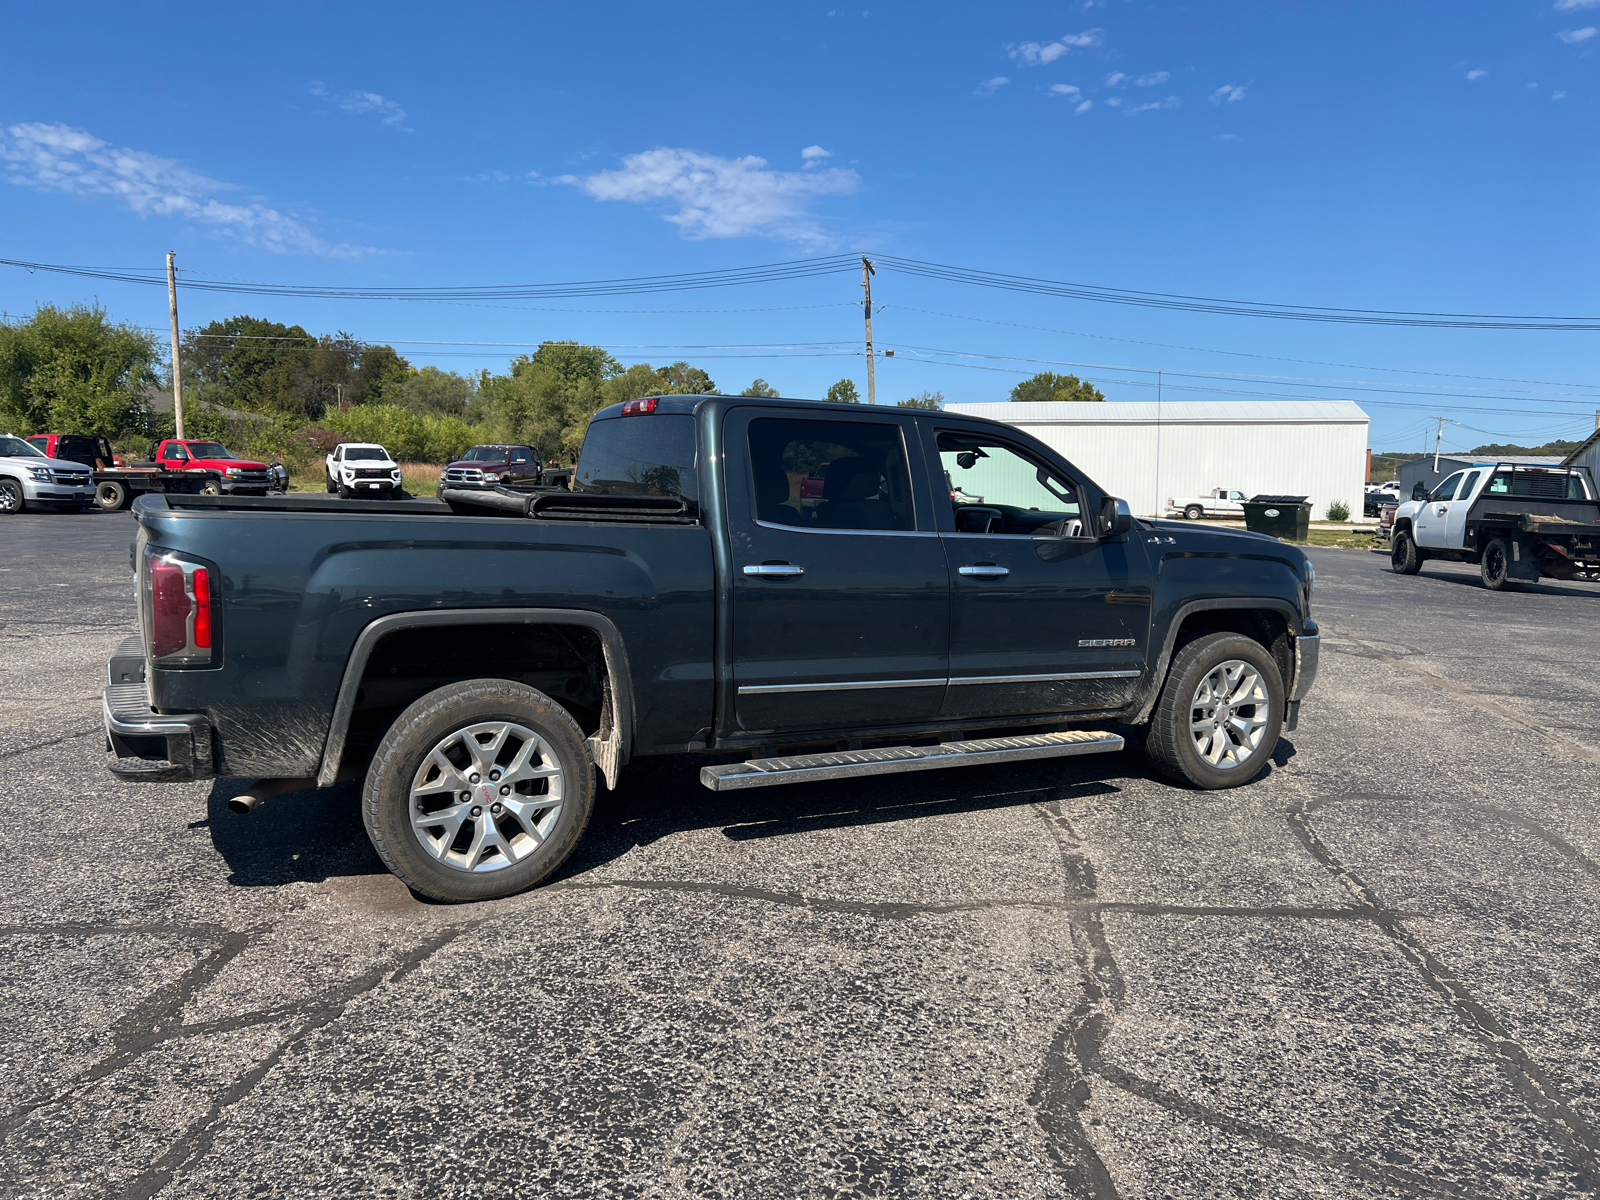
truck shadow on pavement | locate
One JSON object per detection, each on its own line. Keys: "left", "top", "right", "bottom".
{"left": 203, "top": 736, "right": 1293, "bottom": 892}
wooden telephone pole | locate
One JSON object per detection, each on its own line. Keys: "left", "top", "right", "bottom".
{"left": 166, "top": 252, "right": 185, "bottom": 439}
{"left": 861, "top": 256, "right": 876, "bottom": 404}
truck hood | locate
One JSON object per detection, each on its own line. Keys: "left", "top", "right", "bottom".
{"left": 188, "top": 457, "right": 268, "bottom": 470}
{"left": 0, "top": 455, "right": 90, "bottom": 472}
{"left": 446, "top": 458, "right": 515, "bottom": 471}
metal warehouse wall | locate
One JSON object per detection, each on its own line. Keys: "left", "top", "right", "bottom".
{"left": 946, "top": 401, "right": 1370, "bottom": 518}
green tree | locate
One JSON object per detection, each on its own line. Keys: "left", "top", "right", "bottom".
{"left": 1009, "top": 372, "right": 1104, "bottom": 403}
{"left": 181, "top": 316, "right": 314, "bottom": 413}
{"left": 898, "top": 389, "right": 943, "bottom": 409}
{"left": 528, "top": 341, "right": 621, "bottom": 388}
{"left": 390, "top": 366, "right": 476, "bottom": 416}
{"left": 0, "top": 303, "right": 160, "bottom": 435}
{"left": 824, "top": 378, "right": 860, "bottom": 404}
{"left": 741, "top": 378, "right": 780, "bottom": 397}
{"left": 656, "top": 361, "right": 717, "bottom": 394}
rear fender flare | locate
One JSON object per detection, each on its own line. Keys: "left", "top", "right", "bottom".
{"left": 316, "top": 607, "right": 635, "bottom": 789}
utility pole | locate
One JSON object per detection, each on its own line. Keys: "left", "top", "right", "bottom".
{"left": 861, "top": 256, "right": 876, "bottom": 405}
{"left": 166, "top": 252, "right": 185, "bottom": 439}
{"left": 1430, "top": 415, "right": 1459, "bottom": 472}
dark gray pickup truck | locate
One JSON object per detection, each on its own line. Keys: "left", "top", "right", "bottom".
{"left": 104, "top": 393, "right": 1320, "bottom": 901}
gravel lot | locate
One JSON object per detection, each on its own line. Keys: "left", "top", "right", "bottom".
{"left": 3, "top": 509, "right": 1598, "bottom": 1199}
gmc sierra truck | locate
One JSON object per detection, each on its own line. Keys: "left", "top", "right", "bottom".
{"left": 1390, "top": 461, "right": 1600, "bottom": 589}
{"left": 103, "top": 393, "right": 1320, "bottom": 902}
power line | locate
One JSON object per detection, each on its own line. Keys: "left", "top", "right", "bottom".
{"left": 8, "top": 250, "right": 1600, "bottom": 328}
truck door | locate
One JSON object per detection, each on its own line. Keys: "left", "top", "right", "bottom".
{"left": 161, "top": 442, "right": 189, "bottom": 468}
{"left": 926, "top": 426, "right": 1155, "bottom": 718}
{"left": 1412, "top": 471, "right": 1464, "bottom": 548}
{"left": 724, "top": 408, "right": 950, "bottom": 735}
{"left": 1444, "top": 470, "right": 1482, "bottom": 547}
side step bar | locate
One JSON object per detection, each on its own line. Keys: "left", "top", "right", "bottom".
{"left": 699, "top": 729, "right": 1124, "bottom": 792}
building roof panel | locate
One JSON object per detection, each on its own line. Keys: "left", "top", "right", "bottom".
{"left": 947, "top": 400, "right": 1369, "bottom": 424}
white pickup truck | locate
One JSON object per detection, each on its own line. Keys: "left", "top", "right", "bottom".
{"left": 325, "top": 442, "right": 403, "bottom": 499}
{"left": 1166, "top": 488, "right": 1248, "bottom": 520}
{"left": 1390, "top": 461, "right": 1600, "bottom": 589}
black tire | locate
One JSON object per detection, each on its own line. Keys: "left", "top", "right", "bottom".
{"left": 362, "top": 679, "right": 595, "bottom": 902}
{"left": 95, "top": 481, "right": 127, "bottom": 511}
{"left": 1481, "top": 537, "right": 1519, "bottom": 591}
{"left": 325, "top": 472, "right": 337, "bottom": 494}
{"left": 1184, "top": 505, "right": 1204, "bottom": 520}
{"left": 1391, "top": 530, "right": 1422, "bottom": 575}
{"left": 1145, "top": 632, "right": 1283, "bottom": 790}
{"left": 337, "top": 483, "right": 352, "bottom": 500}
{"left": 0, "top": 477, "right": 25, "bottom": 515}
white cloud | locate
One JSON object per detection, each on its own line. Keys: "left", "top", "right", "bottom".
{"left": 1553, "top": 89, "right": 1569, "bottom": 98}
{"left": 1135, "top": 71, "right": 1171, "bottom": 86}
{"left": 1104, "top": 96, "right": 1124, "bottom": 107}
{"left": 1554, "top": 0, "right": 1598, "bottom": 10}
{"left": 1218, "top": 133, "right": 1243, "bottom": 141}
{"left": 1210, "top": 84, "right": 1248, "bottom": 104}
{"left": 1007, "top": 30, "right": 1102, "bottom": 66}
{"left": 1105, "top": 71, "right": 1128, "bottom": 86}
{"left": 310, "top": 82, "right": 411, "bottom": 130}
{"left": 1466, "top": 69, "right": 1487, "bottom": 80}
{"left": 1049, "top": 83, "right": 1082, "bottom": 97}
{"left": 0, "top": 122, "right": 366, "bottom": 256}
{"left": 559, "top": 147, "right": 860, "bottom": 247}
{"left": 1557, "top": 26, "right": 1597, "bottom": 41}
{"left": 1127, "top": 96, "right": 1181, "bottom": 115}
{"left": 800, "top": 145, "right": 832, "bottom": 169}
{"left": 975, "top": 76, "right": 1010, "bottom": 95}
{"left": 1075, "top": 99, "right": 1094, "bottom": 113}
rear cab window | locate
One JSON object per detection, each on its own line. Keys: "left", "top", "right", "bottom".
{"left": 746, "top": 417, "right": 915, "bottom": 532}
{"left": 575, "top": 414, "right": 700, "bottom": 516}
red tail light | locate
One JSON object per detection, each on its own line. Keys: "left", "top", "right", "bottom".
{"left": 620, "top": 398, "right": 659, "bottom": 415}
{"left": 146, "top": 552, "right": 213, "bottom": 664}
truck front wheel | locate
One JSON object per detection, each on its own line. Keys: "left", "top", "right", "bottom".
{"left": 1391, "top": 530, "right": 1423, "bottom": 575}
{"left": 0, "top": 478, "right": 24, "bottom": 514}
{"left": 95, "top": 481, "right": 127, "bottom": 510}
{"left": 1145, "top": 633, "right": 1283, "bottom": 789}
{"left": 1480, "top": 538, "right": 1520, "bottom": 591}
{"left": 363, "top": 679, "right": 595, "bottom": 902}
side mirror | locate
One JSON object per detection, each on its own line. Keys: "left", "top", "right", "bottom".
{"left": 1100, "top": 497, "right": 1133, "bottom": 538}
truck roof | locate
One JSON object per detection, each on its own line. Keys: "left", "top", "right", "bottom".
{"left": 589, "top": 393, "right": 1008, "bottom": 425}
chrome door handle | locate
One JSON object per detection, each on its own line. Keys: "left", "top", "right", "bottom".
{"left": 959, "top": 564, "right": 1009, "bottom": 578}
{"left": 743, "top": 563, "right": 805, "bottom": 578}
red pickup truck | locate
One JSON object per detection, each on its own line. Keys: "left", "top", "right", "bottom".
{"left": 139, "top": 440, "right": 275, "bottom": 495}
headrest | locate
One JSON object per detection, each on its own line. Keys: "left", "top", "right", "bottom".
{"left": 755, "top": 467, "right": 791, "bottom": 518}
{"left": 823, "top": 456, "right": 881, "bottom": 502}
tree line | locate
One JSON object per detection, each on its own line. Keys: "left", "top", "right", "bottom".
{"left": 0, "top": 301, "right": 1106, "bottom": 463}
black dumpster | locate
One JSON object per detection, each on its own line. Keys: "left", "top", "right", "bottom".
{"left": 1242, "top": 494, "right": 1311, "bottom": 541}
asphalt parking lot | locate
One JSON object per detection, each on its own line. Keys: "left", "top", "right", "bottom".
{"left": 3, "top": 509, "right": 1598, "bottom": 1200}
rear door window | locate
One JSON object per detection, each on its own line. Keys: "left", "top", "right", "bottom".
{"left": 746, "top": 417, "right": 915, "bottom": 531}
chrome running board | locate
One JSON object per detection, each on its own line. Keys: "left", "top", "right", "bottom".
{"left": 699, "top": 729, "right": 1124, "bottom": 791}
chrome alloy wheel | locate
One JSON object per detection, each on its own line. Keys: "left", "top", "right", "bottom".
{"left": 1188, "top": 659, "right": 1270, "bottom": 770}
{"left": 409, "top": 720, "right": 565, "bottom": 873}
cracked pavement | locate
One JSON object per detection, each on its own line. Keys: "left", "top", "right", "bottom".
{"left": 3, "top": 511, "right": 1599, "bottom": 1198}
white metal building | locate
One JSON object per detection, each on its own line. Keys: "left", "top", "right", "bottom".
{"left": 944, "top": 400, "right": 1370, "bottom": 517}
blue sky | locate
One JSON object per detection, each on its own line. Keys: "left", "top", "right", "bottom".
{"left": 3, "top": 1, "right": 1598, "bottom": 453}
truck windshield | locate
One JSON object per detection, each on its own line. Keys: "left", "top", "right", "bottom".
{"left": 0, "top": 437, "right": 44, "bottom": 457}
{"left": 459, "top": 446, "right": 517, "bottom": 462}
{"left": 576, "top": 415, "right": 698, "bottom": 510}
{"left": 184, "top": 442, "right": 235, "bottom": 459}
{"left": 343, "top": 447, "right": 389, "bottom": 461}
{"left": 1486, "top": 470, "right": 1590, "bottom": 500}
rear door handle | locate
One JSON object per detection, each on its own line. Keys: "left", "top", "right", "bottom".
{"left": 959, "top": 563, "right": 1009, "bottom": 578}
{"left": 743, "top": 563, "right": 805, "bottom": 578}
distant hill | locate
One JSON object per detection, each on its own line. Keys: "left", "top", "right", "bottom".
{"left": 1368, "top": 438, "right": 1585, "bottom": 482}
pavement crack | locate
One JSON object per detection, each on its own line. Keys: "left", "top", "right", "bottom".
{"left": 116, "top": 925, "right": 473, "bottom": 1200}
{"left": 0, "top": 726, "right": 101, "bottom": 761}
{"left": 1289, "top": 793, "right": 1600, "bottom": 1191}
{"left": 545, "top": 878, "right": 1392, "bottom": 923}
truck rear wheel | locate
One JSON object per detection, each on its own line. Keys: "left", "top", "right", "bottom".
{"left": 1184, "top": 505, "right": 1204, "bottom": 520}
{"left": 95, "top": 481, "right": 127, "bottom": 510}
{"left": 362, "top": 679, "right": 595, "bottom": 902}
{"left": 1391, "top": 530, "right": 1423, "bottom": 575}
{"left": 1145, "top": 632, "right": 1283, "bottom": 790}
{"left": 1481, "top": 538, "right": 1520, "bottom": 591}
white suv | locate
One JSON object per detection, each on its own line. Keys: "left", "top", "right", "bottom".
{"left": 325, "top": 442, "right": 403, "bottom": 499}
{"left": 0, "top": 434, "right": 95, "bottom": 514}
